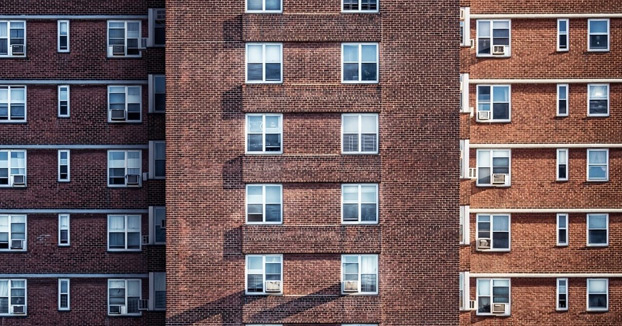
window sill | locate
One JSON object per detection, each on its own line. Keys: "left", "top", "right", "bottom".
{"left": 586, "top": 244, "right": 608, "bottom": 248}
{"left": 341, "top": 11, "right": 380, "bottom": 14}
{"left": 245, "top": 81, "right": 283, "bottom": 85}
{"left": 106, "top": 56, "right": 143, "bottom": 59}
{"left": 341, "top": 292, "right": 379, "bottom": 296}
{"left": 476, "top": 248, "right": 510, "bottom": 253}
{"left": 586, "top": 309, "right": 609, "bottom": 313}
{"left": 475, "top": 184, "right": 511, "bottom": 188}
{"left": 587, "top": 114, "right": 610, "bottom": 118}
{"left": 586, "top": 180, "right": 609, "bottom": 183}
{"left": 0, "top": 250, "right": 27, "bottom": 253}
{"left": 476, "top": 313, "right": 511, "bottom": 317}
{"left": 341, "top": 221, "right": 379, "bottom": 225}
{"left": 245, "top": 152, "right": 283, "bottom": 155}
{"left": 107, "top": 185, "right": 143, "bottom": 188}
{"left": 107, "top": 250, "right": 143, "bottom": 253}
{"left": 107, "top": 121, "right": 143, "bottom": 124}
{"left": 0, "top": 121, "right": 27, "bottom": 124}
{"left": 245, "top": 293, "right": 283, "bottom": 296}
{"left": 0, "top": 314, "right": 27, "bottom": 317}
{"left": 476, "top": 120, "right": 511, "bottom": 123}
{"left": 107, "top": 313, "right": 143, "bottom": 317}
{"left": 587, "top": 50, "right": 610, "bottom": 53}
{"left": 476, "top": 55, "right": 511, "bottom": 59}
{"left": 341, "top": 81, "right": 379, "bottom": 84}
{"left": 246, "top": 10, "right": 283, "bottom": 14}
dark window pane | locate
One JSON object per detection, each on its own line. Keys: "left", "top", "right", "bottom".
{"left": 155, "top": 28, "right": 165, "bottom": 45}
{"left": 247, "top": 134, "right": 263, "bottom": 152}
{"left": 247, "top": 63, "right": 263, "bottom": 81}
{"left": 247, "top": 274, "right": 263, "bottom": 292}
{"left": 155, "top": 94, "right": 166, "bottom": 111}
{"left": 361, "top": 0, "right": 377, "bottom": 10}
{"left": 127, "top": 232, "right": 140, "bottom": 249}
{"left": 590, "top": 35, "right": 608, "bottom": 50}
{"left": 265, "top": 134, "right": 281, "bottom": 152}
{"left": 478, "top": 167, "right": 491, "bottom": 184}
{"left": 0, "top": 40, "right": 7, "bottom": 55}
{"left": 343, "top": 134, "right": 359, "bottom": 152}
{"left": 589, "top": 294, "right": 607, "bottom": 308}
{"left": 265, "top": 0, "right": 281, "bottom": 10}
{"left": 361, "top": 134, "right": 377, "bottom": 152}
{"left": 493, "top": 29, "right": 509, "bottom": 38}
{"left": 265, "top": 63, "right": 281, "bottom": 81}
{"left": 493, "top": 286, "right": 510, "bottom": 303}
{"left": 558, "top": 100, "right": 567, "bottom": 114}
{"left": 10, "top": 105, "right": 25, "bottom": 119}
{"left": 590, "top": 100, "right": 608, "bottom": 114}
{"left": 265, "top": 204, "right": 281, "bottom": 222}
{"left": 559, "top": 294, "right": 567, "bottom": 308}
{"left": 493, "top": 232, "right": 509, "bottom": 249}
{"left": 361, "top": 63, "right": 377, "bottom": 81}
{"left": 558, "top": 165, "right": 567, "bottom": 179}
{"left": 478, "top": 39, "right": 491, "bottom": 54}
{"left": 0, "top": 298, "right": 7, "bottom": 314}
{"left": 109, "top": 233, "right": 125, "bottom": 248}
{"left": 361, "top": 274, "right": 376, "bottom": 292}
{"left": 493, "top": 103, "right": 509, "bottom": 120}
{"left": 361, "top": 204, "right": 377, "bottom": 222}
{"left": 478, "top": 297, "right": 491, "bottom": 313}
{"left": 127, "top": 297, "right": 139, "bottom": 313}
{"left": 247, "top": 0, "right": 262, "bottom": 10}
{"left": 492, "top": 158, "right": 509, "bottom": 174}
{"left": 343, "top": 0, "right": 358, "bottom": 10}
{"left": 558, "top": 229, "right": 567, "bottom": 243}
{"left": 247, "top": 204, "right": 263, "bottom": 222}
{"left": 343, "top": 63, "right": 359, "bottom": 81}
{"left": 559, "top": 36, "right": 567, "bottom": 49}
{"left": 343, "top": 204, "right": 358, "bottom": 221}
{"left": 477, "top": 222, "right": 490, "bottom": 238}
{"left": 60, "top": 230, "right": 69, "bottom": 243}
{"left": 589, "top": 230, "right": 607, "bottom": 244}
{"left": 156, "top": 161, "right": 166, "bottom": 177}
{"left": 60, "top": 37, "right": 68, "bottom": 49}
{"left": 155, "top": 225, "right": 166, "bottom": 243}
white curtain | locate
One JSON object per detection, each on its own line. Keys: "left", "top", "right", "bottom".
{"left": 0, "top": 23, "right": 6, "bottom": 38}
{"left": 361, "top": 255, "right": 377, "bottom": 274}
{"left": 109, "top": 216, "right": 125, "bottom": 231}
{"left": 127, "top": 216, "right": 140, "bottom": 231}
{"left": 0, "top": 281, "right": 7, "bottom": 297}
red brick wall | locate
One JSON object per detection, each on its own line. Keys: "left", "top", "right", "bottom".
{"left": 0, "top": 1, "right": 164, "bottom": 14}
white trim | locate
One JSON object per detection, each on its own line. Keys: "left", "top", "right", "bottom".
{"left": 556, "top": 213, "right": 568, "bottom": 246}
{"left": 470, "top": 79, "right": 622, "bottom": 84}
{"left": 341, "top": 254, "right": 379, "bottom": 295}
{"left": 245, "top": 254, "right": 283, "bottom": 295}
{"left": 471, "top": 143, "right": 622, "bottom": 149}
{"left": 58, "top": 214, "right": 70, "bottom": 246}
{"left": 0, "top": 145, "right": 148, "bottom": 150}
{"left": 476, "top": 84, "right": 511, "bottom": 123}
{"left": 0, "top": 279, "right": 27, "bottom": 316}
{"left": 107, "top": 85, "right": 143, "bottom": 123}
{"left": 470, "top": 273, "right": 622, "bottom": 278}
{"left": 246, "top": 0, "right": 284, "bottom": 13}
{"left": 460, "top": 74, "right": 470, "bottom": 113}
{"left": 341, "top": 113, "right": 379, "bottom": 154}
{"left": 0, "top": 15, "right": 147, "bottom": 20}
{"left": 0, "top": 215, "right": 27, "bottom": 252}
{"left": 460, "top": 205, "right": 470, "bottom": 245}
{"left": 341, "top": 43, "right": 379, "bottom": 84}
{"left": 588, "top": 19, "right": 610, "bottom": 52}
{"left": 476, "top": 214, "right": 511, "bottom": 251}
{"left": 471, "top": 208, "right": 622, "bottom": 213}
{"left": 57, "top": 85, "right": 70, "bottom": 118}
{"left": 586, "top": 214, "right": 608, "bottom": 247}
{"left": 557, "top": 278, "right": 568, "bottom": 311}
{"left": 557, "top": 19, "right": 569, "bottom": 52}
{"left": 587, "top": 278, "right": 609, "bottom": 312}
{"left": 0, "top": 274, "right": 148, "bottom": 278}
{"left": 58, "top": 278, "right": 70, "bottom": 311}
{"left": 459, "top": 271, "right": 470, "bottom": 311}
{"left": 0, "top": 209, "right": 149, "bottom": 214}
{"left": 476, "top": 19, "right": 511, "bottom": 58}
{"left": 556, "top": 84, "right": 568, "bottom": 117}
{"left": 57, "top": 20, "right": 70, "bottom": 53}
{"left": 0, "top": 85, "right": 27, "bottom": 123}
{"left": 587, "top": 84, "right": 609, "bottom": 117}
{"left": 471, "top": 14, "right": 622, "bottom": 19}
{"left": 245, "top": 43, "right": 283, "bottom": 84}
{"left": 341, "top": 0, "right": 379, "bottom": 13}
{"left": 107, "top": 150, "right": 143, "bottom": 188}
{"left": 245, "top": 184, "right": 283, "bottom": 224}
{"left": 57, "top": 150, "right": 70, "bottom": 182}
{"left": 341, "top": 184, "right": 379, "bottom": 225}
{"left": 475, "top": 149, "right": 511, "bottom": 187}
{"left": 556, "top": 148, "right": 568, "bottom": 181}
{"left": 149, "top": 141, "right": 165, "bottom": 179}
{"left": 460, "top": 140, "right": 470, "bottom": 179}
{"left": 460, "top": 8, "right": 471, "bottom": 47}
{"left": 107, "top": 215, "right": 142, "bottom": 252}
{"left": 475, "top": 278, "right": 511, "bottom": 316}
{"left": 0, "top": 80, "right": 147, "bottom": 85}
{"left": 245, "top": 114, "right": 283, "bottom": 155}
{"left": 586, "top": 149, "right": 609, "bottom": 182}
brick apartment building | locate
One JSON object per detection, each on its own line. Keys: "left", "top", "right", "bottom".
{"left": 459, "top": 1, "right": 622, "bottom": 325}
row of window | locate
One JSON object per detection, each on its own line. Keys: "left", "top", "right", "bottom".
{"left": 459, "top": 276, "right": 610, "bottom": 315}
{"left": 246, "top": 0, "right": 378, "bottom": 13}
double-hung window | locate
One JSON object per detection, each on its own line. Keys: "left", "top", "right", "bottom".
{"left": 149, "top": 206, "right": 166, "bottom": 245}
{"left": 587, "top": 279, "right": 608, "bottom": 311}
{"left": 57, "top": 20, "right": 69, "bottom": 52}
{"left": 476, "top": 149, "right": 510, "bottom": 187}
{"left": 58, "top": 150, "right": 70, "bottom": 182}
{"left": 246, "top": 184, "right": 282, "bottom": 224}
{"left": 0, "top": 86, "right": 26, "bottom": 122}
{"left": 588, "top": 84, "right": 609, "bottom": 116}
{"left": 246, "top": 43, "right": 282, "bottom": 83}
{"left": 108, "top": 215, "right": 141, "bottom": 251}
{"left": 342, "top": 0, "right": 378, "bottom": 13}
{"left": 148, "top": 75, "right": 166, "bottom": 113}
{"left": 557, "top": 84, "right": 568, "bottom": 116}
{"left": 108, "top": 279, "right": 141, "bottom": 315}
{"left": 108, "top": 150, "right": 142, "bottom": 187}
{"left": 476, "top": 20, "right": 510, "bottom": 57}
{"left": 0, "top": 150, "right": 26, "bottom": 187}
{"left": 342, "top": 255, "right": 378, "bottom": 295}
{"left": 342, "top": 184, "right": 378, "bottom": 224}
{"left": 108, "top": 86, "right": 142, "bottom": 122}
{"left": 58, "top": 279, "right": 70, "bottom": 311}
{"left": 58, "top": 85, "right": 70, "bottom": 117}
{"left": 557, "top": 148, "right": 568, "bottom": 181}
{"left": 246, "top": 255, "right": 282, "bottom": 295}
{"left": 0, "top": 21, "right": 25, "bottom": 57}
{"left": 477, "top": 279, "right": 510, "bottom": 316}
{"left": 557, "top": 213, "right": 568, "bottom": 246}
{"left": 58, "top": 214, "right": 70, "bottom": 246}
{"left": 107, "top": 21, "right": 141, "bottom": 57}
{"left": 557, "top": 19, "right": 569, "bottom": 52}
{"left": 587, "top": 149, "right": 608, "bottom": 182}
{"left": 149, "top": 141, "right": 165, "bottom": 179}
{"left": 247, "top": 0, "right": 282, "bottom": 12}
{"left": 342, "top": 43, "right": 378, "bottom": 83}
{"left": 588, "top": 19, "right": 609, "bottom": 52}
{"left": 148, "top": 9, "right": 165, "bottom": 47}
{"left": 0, "top": 280, "right": 26, "bottom": 316}
{"left": 476, "top": 214, "right": 510, "bottom": 251}
{"left": 587, "top": 214, "right": 608, "bottom": 247}
{"left": 149, "top": 272, "right": 166, "bottom": 310}
{"left": 557, "top": 278, "right": 568, "bottom": 311}
{"left": 342, "top": 114, "right": 378, "bottom": 154}
{"left": 477, "top": 85, "right": 510, "bottom": 122}
{"left": 246, "top": 114, "right": 282, "bottom": 154}
{"left": 0, "top": 215, "right": 26, "bottom": 251}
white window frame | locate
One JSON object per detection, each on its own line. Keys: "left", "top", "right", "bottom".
{"left": 106, "top": 21, "right": 142, "bottom": 58}
{"left": 57, "top": 85, "right": 70, "bottom": 118}
{"left": 107, "top": 86, "right": 142, "bottom": 123}
{"left": 557, "top": 19, "right": 569, "bottom": 52}
{"left": 341, "top": 254, "right": 379, "bottom": 295}
{"left": 0, "top": 21, "right": 26, "bottom": 58}
{"left": 476, "top": 85, "right": 511, "bottom": 123}
{"left": 557, "top": 278, "right": 568, "bottom": 311}
{"left": 147, "top": 9, "right": 165, "bottom": 47}
{"left": 245, "top": 254, "right": 283, "bottom": 295}
{"left": 460, "top": 73, "right": 470, "bottom": 113}
{"left": 556, "top": 148, "right": 568, "bottom": 181}
{"left": 245, "top": 114, "right": 283, "bottom": 154}
{"left": 341, "top": 0, "right": 379, "bottom": 13}
{"left": 587, "top": 84, "right": 609, "bottom": 117}
{"left": 148, "top": 206, "right": 166, "bottom": 245}
{"left": 476, "top": 278, "right": 511, "bottom": 316}
{"left": 246, "top": 0, "right": 283, "bottom": 13}
{"left": 58, "top": 150, "right": 70, "bottom": 182}
{"left": 460, "top": 140, "right": 470, "bottom": 179}
{"left": 341, "top": 43, "right": 379, "bottom": 84}
{"left": 107, "top": 150, "right": 142, "bottom": 187}
{"left": 586, "top": 149, "right": 608, "bottom": 182}
{"left": 148, "top": 272, "right": 166, "bottom": 311}
{"left": 341, "top": 113, "right": 379, "bottom": 154}
{"left": 148, "top": 74, "right": 165, "bottom": 113}
{"left": 0, "top": 215, "right": 27, "bottom": 252}
{"left": 459, "top": 271, "right": 470, "bottom": 311}
{"left": 341, "top": 184, "right": 379, "bottom": 224}
{"left": 476, "top": 20, "right": 511, "bottom": 57}
{"left": 556, "top": 213, "right": 568, "bottom": 247}
{"left": 58, "top": 279, "right": 70, "bottom": 311}
{"left": 149, "top": 141, "right": 165, "bottom": 179}
{"left": 557, "top": 84, "right": 568, "bottom": 117}
{"left": 586, "top": 214, "right": 608, "bottom": 247}
{"left": 245, "top": 43, "right": 283, "bottom": 84}
{"left": 587, "top": 278, "right": 608, "bottom": 312}
{"left": 460, "top": 8, "right": 471, "bottom": 47}
{"left": 588, "top": 19, "right": 610, "bottom": 52}
{"left": 107, "top": 279, "right": 142, "bottom": 316}
{"left": 57, "top": 20, "right": 70, "bottom": 53}
{"left": 476, "top": 149, "right": 511, "bottom": 187}
{"left": 0, "top": 85, "right": 27, "bottom": 123}
{"left": 0, "top": 279, "right": 27, "bottom": 316}
{"left": 460, "top": 205, "right": 470, "bottom": 245}
{"left": 476, "top": 214, "right": 511, "bottom": 252}
{"left": 58, "top": 214, "right": 70, "bottom": 246}
{"left": 0, "top": 150, "right": 27, "bottom": 187}
{"left": 245, "top": 184, "right": 283, "bottom": 224}
{"left": 107, "top": 215, "right": 142, "bottom": 252}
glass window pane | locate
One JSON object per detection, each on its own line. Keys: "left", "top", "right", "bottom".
{"left": 265, "top": 45, "right": 281, "bottom": 63}
{"left": 361, "top": 186, "right": 377, "bottom": 202}
{"left": 590, "top": 86, "right": 608, "bottom": 100}
{"left": 589, "top": 215, "right": 607, "bottom": 228}
{"left": 247, "top": 256, "right": 263, "bottom": 271}
{"left": 265, "top": 0, "right": 281, "bottom": 10}
{"left": 343, "top": 45, "right": 359, "bottom": 62}
{"left": 343, "top": 115, "right": 359, "bottom": 133}
{"left": 589, "top": 280, "right": 607, "bottom": 293}
{"left": 265, "top": 186, "right": 281, "bottom": 203}
{"left": 478, "top": 21, "right": 491, "bottom": 37}
{"left": 361, "top": 115, "right": 377, "bottom": 133}
{"left": 590, "top": 21, "right": 608, "bottom": 33}
{"left": 247, "top": 45, "right": 263, "bottom": 63}
{"left": 478, "top": 86, "right": 491, "bottom": 102}
{"left": 361, "top": 45, "right": 377, "bottom": 62}
{"left": 247, "top": 186, "right": 263, "bottom": 204}
{"left": 247, "top": 0, "right": 262, "bottom": 10}
{"left": 493, "top": 86, "right": 509, "bottom": 102}
{"left": 589, "top": 150, "right": 607, "bottom": 164}
{"left": 478, "top": 279, "right": 490, "bottom": 295}
{"left": 492, "top": 216, "right": 509, "bottom": 231}
{"left": 343, "top": 185, "right": 358, "bottom": 202}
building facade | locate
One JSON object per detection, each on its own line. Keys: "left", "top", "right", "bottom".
{"left": 0, "top": 1, "right": 167, "bottom": 325}
{"left": 460, "top": 1, "right": 622, "bottom": 325}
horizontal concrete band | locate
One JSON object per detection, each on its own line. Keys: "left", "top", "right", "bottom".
{"left": 0, "top": 80, "right": 147, "bottom": 85}
{"left": 470, "top": 79, "right": 622, "bottom": 84}
{"left": 470, "top": 273, "right": 622, "bottom": 278}
{"left": 470, "top": 14, "right": 622, "bottom": 19}
{"left": 0, "top": 145, "right": 149, "bottom": 149}
{"left": 0, "top": 15, "right": 148, "bottom": 20}
{"left": 0, "top": 274, "right": 149, "bottom": 278}
{"left": 470, "top": 144, "right": 622, "bottom": 149}
{"left": 470, "top": 209, "right": 622, "bottom": 213}
{"left": 0, "top": 209, "right": 149, "bottom": 214}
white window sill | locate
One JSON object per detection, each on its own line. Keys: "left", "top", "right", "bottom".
{"left": 0, "top": 121, "right": 27, "bottom": 124}
{"left": 476, "top": 119, "right": 511, "bottom": 123}
{"left": 246, "top": 10, "right": 283, "bottom": 14}
{"left": 245, "top": 81, "right": 283, "bottom": 85}
{"left": 586, "top": 244, "right": 608, "bottom": 247}
{"left": 341, "top": 81, "right": 379, "bottom": 84}
{"left": 107, "top": 55, "right": 143, "bottom": 59}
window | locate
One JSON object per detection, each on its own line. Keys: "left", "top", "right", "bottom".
{"left": 246, "top": 43, "right": 282, "bottom": 83}
{"left": 588, "top": 19, "right": 609, "bottom": 52}
{"left": 107, "top": 215, "right": 141, "bottom": 251}
{"left": 108, "top": 279, "right": 141, "bottom": 316}
{"left": 477, "top": 214, "right": 510, "bottom": 251}
{"left": 557, "top": 214, "right": 568, "bottom": 246}
{"left": 588, "top": 84, "right": 609, "bottom": 116}
{"left": 460, "top": 8, "right": 471, "bottom": 47}
{"left": 342, "top": 0, "right": 378, "bottom": 12}
{"left": 246, "top": 255, "right": 282, "bottom": 295}
{"left": 247, "top": 0, "right": 282, "bottom": 12}
{"left": 587, "top": 214, "right": 608, "bottom": 247}
{"left": 460, "top": 73, "right": 469, "bottom": 113}
{"left": 149, "top": 141, "right": 165, "bottom": 179}
{"left": 246, "top": 184, "right": 282, "bottom": 224}
{"left": 58, "top": 150, "right": 70, "bottom": 182}
{"left": 149, "top": 206, "right": 166, "bottom": 245}
{"left": 587, "top": 279, "right": 608, "bottom": 311}
{"left": 557, "top": 278, "right": 568, "bottom": 311}
{"left": 148, "top": 9, "right": 165, "bottom": 47}
{"left": 149, "top": 272, "right": 166, "bottom": 310}
{"left": 57, "top": 20, "right": 69, "bottom": 52}
{"left": 557, "top": 84, "right": 568, "bottom": 116}
{"left": 246, "top": 114, "right": 282, "bottom": 154}
{"left": 342, "top": 184, "right": 378, "bottom": 224}
{"left": 0, "top": 150, "right": 26, "bottom": 187}
{"left": 587, "top": 149, "right": 608, "bottom": 182}
{"left": 108, "top": 86, "right": 142, "bottom": 122}
{"left": 460, "top": 206, "right": 470, "bottom": 245}
{"left": 107, "top": 21, "right": 141, "bottom": 57}
{"left": 0, "top": 86, "right": 26, "bottom": 122}
{"left": 459, "top": 271, "right": 470, "bottom": 310}
{"left": 149, "top": 75, "right": 166, "bottom": 113}
{"left": 107, "top": 150, "right": 142, "bottom": 187}
{"left": 460, "top": 140, "right": 470, "bottom": 179}
{"left": 0, "top": 215, "right": 26, "bottom": 251}
{"left": 342, "top": 255, "right": 378, "bottom": 295}
{"left": 477, "top": 279, "right": 510, "bottom": 315}
{"left": 342, "top": 43, "right": 378, "bottom": 83}
{"left": 342, "top": 114, "right": 378, "bottom": 154}
{"left": 0, "top": 280, "right": 26, "bottom": 316}
{"left": 476, "top": 149, "right": 510, "bottom": 187}
{"left": 557, "top": 148, "right": 568, "bottom": 181}
{"left": 58, "top": 85, "right": 70, "bottom": 117}
{"left": 557, "top": 19, "right": 568, "bottom": 52}
{"left": 477, "top": 85, "right": 510, "bottom": 122}
{"left": 476, "top": 20, "right": 510, "bottom": 56}
{"left": 58, "top": 279, "right": 70, "bottom": 311}
{"left": 58, "top": 214, "right": 70, "bottom": 246}
{"left": 0, "top": 21, "right": 26, "bottom": 57}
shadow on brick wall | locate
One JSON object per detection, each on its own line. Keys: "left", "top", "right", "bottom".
{"left": 223, "top": 15, "right": 242, "bottom": 44}
{"left": 223, "top": 156, "right": 243, "bottom": 189}
{"left": 222, "top": 86, "right": 243, "bottom": 120}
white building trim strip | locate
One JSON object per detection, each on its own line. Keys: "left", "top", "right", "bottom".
{"left": 0, "top": 209, "right": 149, "bottom": 214}
{"left": 470, "top": 79, "right": 622, "bottom": 84}
{"left": 471, "top": 14, "right": 622, "bottom": 19}
{"left": 0, "top": 274, "right": 149, "bottom": 278}
{"left": 470, "top": 273, "right": 622, "bottom": 278}
{"left": 470, "top": 208, "right": 622, "bottom": 214}
{"left": 470, "top": 143, "right": 622, "bottom": 149}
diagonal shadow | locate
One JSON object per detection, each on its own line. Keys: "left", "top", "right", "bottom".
{"left": 165, "top": 290, "right": 245, "bottom": 325}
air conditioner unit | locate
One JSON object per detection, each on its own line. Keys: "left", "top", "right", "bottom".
{"left": 492, "top": 303, "right": 506, "bottom": 314}
{"left": 492, "top": 45, "right": 506, "bottom": 55}
{"left": 477, "top": 238, "right": 490, "bottom": 250}
{"left": 265, "top": 280, "right": 282, "bottom": 293}
{"left": 109, "top": 305, "right": 125, "bottom": 314}
{"left": 11, "top": 305, "right": 25, "bottom": 314}
{"left": 343, "top": 281, "right": 359, "bottom": 293}
{"left": 478, "top": 111, "right": 491, "bottom": 121}
{"left": 11, "top": 44, "right": 25, "bottom": 56}
{"left": 138, "top": 299, "right": 149, "bottom": 311}
{"left": 110, "top": 109, "right": 126, "bottom": 120}
{"left": 11, "top": 239, "right": 24, "bottom": 250}
{"left": 142, "top": 235, "right": 150, "bottom": 245}
{"left": 12, "top": 175, "right": 26, "bottom": 186}
{"left": 108, "top": 45, "right": 125, "bottom": 56}
{"left": 492, "top": 174, "right": 507, "bottom": 185}
{"left": 127, "top": 174, "right": 141, "bottom": 185}
{"left": 469, "top": 300, "right": 477, "bottom": 310}
{"left": 469, "top": 168, "right": 477, "bottom": 179}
